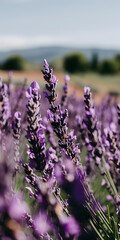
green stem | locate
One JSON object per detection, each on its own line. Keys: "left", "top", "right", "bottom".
{"left": 89, "top": 219, "right": 105, "bottom": 240}
{"left": 53, "top": 192, "right": 69, "bottom": 216}
{"left": 102, "top": 157, "right": 118, "bottom": 197}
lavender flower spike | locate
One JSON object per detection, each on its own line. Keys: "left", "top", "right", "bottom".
{"left": 0, "top": 79, "right": 11, "bottom": 130}
{"left": 61, "top": 75, "right": 70, "bottom": 107}
{"left": 84, "top": 86, "right": 91, "bottom": 95}
{"left": 26, "top": 81, "right": 46, "bottom": 171}
{"left": 44, "top": 59, "right": 49, "bottom": 70}
{"left": 12, "top": 111, "right": 21, "bottom": 170}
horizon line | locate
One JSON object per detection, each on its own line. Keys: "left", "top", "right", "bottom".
{"left": 0, "top": 44, "right": 120, "bottom": 52}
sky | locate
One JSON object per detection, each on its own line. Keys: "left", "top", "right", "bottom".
{"left": 0, "top": 0, "right": 120, "bottom": 51}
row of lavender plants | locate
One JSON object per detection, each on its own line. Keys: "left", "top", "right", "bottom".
{"left": 0, "top": 60, "right": 120, "bottom": 239}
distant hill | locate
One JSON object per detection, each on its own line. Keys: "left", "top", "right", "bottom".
{"left": 0, "top": 46, "right": 120, "bottom": 63}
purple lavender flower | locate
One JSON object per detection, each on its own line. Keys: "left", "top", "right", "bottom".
{"left": 26, "top": 81, "right": 46, "bottom": 171}
{"left": 0, "top": 78, "right": 11, "bottom": 131}
{"left": 41, "top": 59, "right": 58, "bottom": 109}
{"left": 60, "top": 215, "right": 80, "bottom": 238}
{"left": 8, "top": 194, "right": 29, "bottom": 220}
{"left": 33, "top": 211, "right": 50, "bottom": 236}
{"left": 42, "top": 61, "right": 80, "bottom": 163}
{"left": 83, "top": 85, "right": 104, "bottom": 170}
{"left": 12, "top": 111, "right": 21, "bottom": 171}
{"left": 61, "top": 75, "right": 70, "bottom": 107}
{"left": 84, "top": 86, "right": 91, "bottom": 95}
{"left": 0, "top": 146, "right": 30, "bottom": 239}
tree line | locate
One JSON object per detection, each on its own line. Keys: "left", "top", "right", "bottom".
{"left": 64, "top": 52, "right": 120, "bottom": 74}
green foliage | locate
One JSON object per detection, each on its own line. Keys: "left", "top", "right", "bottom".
{"left": 63, "top": 52, "right": 120, "bottom": 75}
{"left": 115, "top": 54, "right": 120, "bottom": 62}
{"left": 63, "top": 53, "right": 89, "bottom": 73}
{"left": 99, "top": 59, "right": 119, "bottom": 74}
{"left": 115, "top": 54, "right": 120, "bottom": 70}
{"left": 91, "top": 53, "right": 99, "bottom": 72}
{"left": 2, "top": 55, "right": 26, "bottom": 71}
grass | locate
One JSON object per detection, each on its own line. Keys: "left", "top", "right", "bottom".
{"left": 70, "top": 72, "right": 120, "bottom": 95}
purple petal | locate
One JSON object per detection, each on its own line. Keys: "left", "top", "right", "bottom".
{"left": 44, "top": 59, "right": 49, "bottom": 69}
{"left": 30, "top": 81, "right": 40, "bottom": 90}
{"left": 84, "top": 86, "right": 91, "bottom": 95}
{"left": 14, "top": 111, "right": 21, "bottom": 120}
{"left": 64, "top": 74, "right": 70, "bottom": 83}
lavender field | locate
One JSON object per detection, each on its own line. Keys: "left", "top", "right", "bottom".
{"left": 0, "top": 59, "right": 120, "bottom": 240}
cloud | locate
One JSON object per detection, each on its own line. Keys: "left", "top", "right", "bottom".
{"left": 0, "top": 33, "right": 120, "bottom": 52}
{"left": 0, "top": 35, "right": 69, "bottom": 51}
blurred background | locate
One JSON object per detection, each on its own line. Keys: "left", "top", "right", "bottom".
{"left": 0, "top": 0, "right": 120, "bottom": 99}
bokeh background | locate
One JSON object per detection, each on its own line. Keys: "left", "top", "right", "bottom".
{"left": 0, "top": 0, "right": 120, "bottom": 100}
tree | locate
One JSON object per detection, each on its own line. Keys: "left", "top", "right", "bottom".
{"left": 115, "top": 54, "right": 120, "bottom": 70}
{"left": 2, "top": 55, "right": 25, "bottom": 71}
{"left": 64, "top": 53, "right": 89, "bottom": 73}
{"left": 90, "top": 53, "right": 98, "bottom": 72}
{"left": 99, "top": 59, "right": 119, "bottom": 74}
